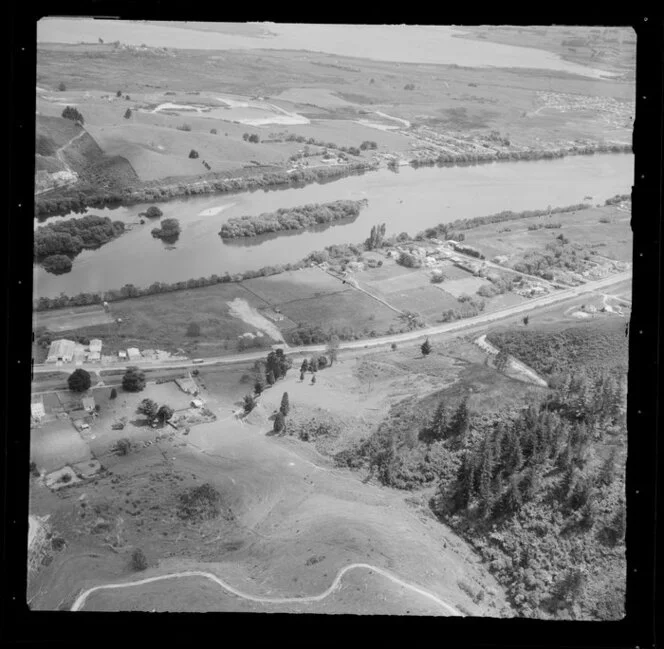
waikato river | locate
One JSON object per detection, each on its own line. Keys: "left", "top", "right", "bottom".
{"left": 33, "top": 153, "right": 633, "bottom": 299}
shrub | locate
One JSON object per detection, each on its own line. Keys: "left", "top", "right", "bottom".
{"left": 177, "top": 124, "right": 192, "bottom": 131}
{"left": 115, "top": 438, "right": 132, "bottom": 456}
{"left": 177, "top": 483, "right": 222, "bottom": 521}
{"left": 188, "top": 149, "right": 199, "bottom": 159}
{"left": 110, "top": 388, "right": 117, "bottom": 399}
{"left": 58, "top": 82, "right": 67, "bottom": 91}
{"left": 187, "top": 322, "right": 201, "bottom": 337}
{"left": 151, "top": 218, "right": 181, "bottom": 241}
{"left": 68, "top": 368, "right": 91, "bottom": 392}
{"left": 124, "top": 108, "right": 132, "bottom": 119}
{"left": 140, "top": 206, "right": 163, "bottom": 218}
{"left": 243, "top": 394, "right": 256, "bottom": 413}
{"left": 42, "top": 254, "right": 73, "bottom": 275}
{"left": 273, "top": 412, "right": 285, "bottom": 433}
{"left": 131, "top": 548, "right": 148, "bottom": 571}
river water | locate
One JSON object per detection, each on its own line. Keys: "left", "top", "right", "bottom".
{"left": 33, "top": 154, "right": 633, "bottom": 298}
{"left": 37, "top": 19, "right": 619, "bottom": 79}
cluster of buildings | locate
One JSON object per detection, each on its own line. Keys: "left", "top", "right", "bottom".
{"left": 45, "top": 338, "right": 184, "bottom": 365}
{"left": 46, "top": 338, "right": 103, "bottom": 364}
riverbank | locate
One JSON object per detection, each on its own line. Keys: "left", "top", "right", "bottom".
{"left": 34, "top": 161, "right": 378, "bottom": 217}
{"left": 34, "top": 146, "right": 631, "bottom": 218}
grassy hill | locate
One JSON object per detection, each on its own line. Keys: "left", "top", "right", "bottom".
{"left": 35, "top": 114, "right": 138, "bottom": 194}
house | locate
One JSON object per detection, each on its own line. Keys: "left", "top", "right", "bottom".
{"left": 175, "top": 375, "right": 198, "bottom": 395}
{"left": 126, "top": 347, "right": 141, "bottom": 361}
{"left": 81, "top": 396, "right": 96, "bottom": 412}
{"left": 89, "top": 339, "right": 103, "bottom": 353}
{"left": 46, "top": 339, "right": 76, "bottom": 363}
{"left": 31, "top": 402, "right": 45, "bottom": 422}
{"left": 191, "top": 398, "right": 204, "bottom": 408}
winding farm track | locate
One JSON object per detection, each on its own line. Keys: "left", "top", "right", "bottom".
{"left": 70, "top": 563, "right": 464, "bottom": 614}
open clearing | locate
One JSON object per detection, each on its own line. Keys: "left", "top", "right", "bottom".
{"left": 34, "top": 307, "right": 115, "bottom": 333}
{"left": 31, "top": 421, "right": 92, "bottom": 473}
{"left": 226, "top": 298, "right": 286, "bottom": 343}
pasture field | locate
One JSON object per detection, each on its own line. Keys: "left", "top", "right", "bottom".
{"left": 34, "top": 306, "right": 115, "bottom": 333}
{"left": 242, "top": 268, "right": 347, "bottom": 304}
{"left": 276, "top": 289, "right": 401, "bottom": 335}
{"left": 380, "top": 285, "right": 460, "bottom": 321}
{"left": 441, "top": 276, "right": 492, "bottom": 298}
{"left": 36, "top": 283, "right": 276, "bottom": 358}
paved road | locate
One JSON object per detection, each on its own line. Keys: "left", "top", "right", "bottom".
{"left": 34, "top": 271, "right": 631, "bottom": 377}
{"left": 70, "top": 563, "right": 464, "bottom": 615}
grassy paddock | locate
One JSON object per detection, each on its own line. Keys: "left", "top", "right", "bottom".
{"left": 277, "top": 289, "right": 400, "bottom": 336}
{"left": 38, "top": 283, "right": 276, "bottom": 358}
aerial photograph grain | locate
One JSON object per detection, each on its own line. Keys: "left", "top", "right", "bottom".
{"left": 29, "top": 19, "right": 633, "bottom": 618}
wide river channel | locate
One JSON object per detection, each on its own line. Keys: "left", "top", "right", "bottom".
{"left": 34, "top": 153, "right": 633, "bottom": 299}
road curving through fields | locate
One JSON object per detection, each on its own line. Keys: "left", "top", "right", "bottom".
{"left": 70, "top": 563, "right": 465, "bottom": 614}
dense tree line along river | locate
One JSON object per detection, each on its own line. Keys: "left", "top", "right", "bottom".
{"left": 33, "top": 154, "right": 633, "bottom": 299}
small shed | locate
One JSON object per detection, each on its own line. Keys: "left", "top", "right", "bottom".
{"left": 118, "top": 350, "right": 127, "bottom": 359}
{"left": 191, "top": 398, "right": 204, "bottom": 408}
{"left": 81, "top": 396, "right": 96, "bottom": 412}
{"left": 88, "top": 351, "right": 101, "bottom": 362}
{"left": 31, "top": 402, "right": 46, "bottom": 421}
{"left": 127, "top": 347, "right": 141, "bottom": 361}
{"left": 89, "top": 339, "right": 103, "bottom": 353}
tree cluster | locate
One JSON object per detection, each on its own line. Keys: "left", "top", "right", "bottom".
{"left": 219, "top": 200, "right": 368, "bottom": 239}
{"left": 35, "top": 215, "right": 125, "bottom": 259}
{"left": 61, "top": 106, "right": 84, "bottom": 124}
{"left": 122, "top": 367, "right": 146, "bottom": 392}
{"left": 365, "top": 223, "right": 387, "bottom": 250}
{"left": 137, "top": 398, "right": 174, "bottom": 425}
{"left": 151, "top": 218, "right": 181, "bottom": 242}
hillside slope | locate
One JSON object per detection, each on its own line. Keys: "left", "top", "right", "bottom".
{"left": 35, "top": 115, "right": 138, "bottom": 194}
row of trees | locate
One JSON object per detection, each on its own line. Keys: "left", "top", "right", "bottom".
{"left": 409, "top": 142, "right": 631, "bottom": 168}
{"left": 35, "top": 160, "right": 376, "bottom": 217}
{"left": 219, "top": 200, "right": 368, "bottom": 239}
{"left": 417, "top": 203, "right": 591, "bottom": 241}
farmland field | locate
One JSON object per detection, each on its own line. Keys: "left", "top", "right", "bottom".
{"left": 441, "top": 276, "right": 492, "bottom": 298}
{"left": 35, "top": 283, "right": 278, "bottom": 358}
{"left": 381, "top": 285, "right": 460, "bottom": 320}
{"left": 276, "top": 289, "right": 401, "bottom": 335}
{"left": 242, "top": 268, "right": 347, "bottom": 304}
{"left": 34, "top": 306, "right": 115, "bottom": 333}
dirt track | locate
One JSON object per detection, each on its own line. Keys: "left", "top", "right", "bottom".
{"left": 70, "top": 563, "right": 464, "bottom": 614}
